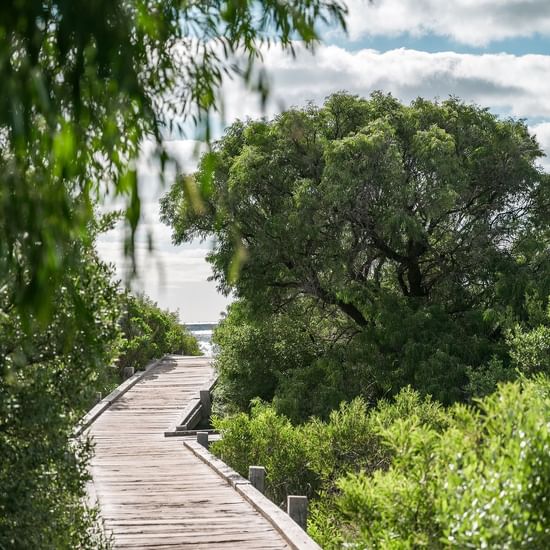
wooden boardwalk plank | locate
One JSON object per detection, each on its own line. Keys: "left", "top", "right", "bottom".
{"left": 87, "top": 356, "right": 291, "bottom": 549}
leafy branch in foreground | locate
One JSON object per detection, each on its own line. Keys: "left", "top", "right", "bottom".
{"left": 0, "top": 0, "right": 347, "bottom": 321}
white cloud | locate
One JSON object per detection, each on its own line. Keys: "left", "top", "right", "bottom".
{"left": 345, "top": 0, "right": 550, "bottom": 46}
{"left": 221, "top": 45, "right": 550, "bottom": 121}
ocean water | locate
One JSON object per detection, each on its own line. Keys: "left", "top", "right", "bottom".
{"left": 186, "top": 323, "right": 217, "bottom": 356}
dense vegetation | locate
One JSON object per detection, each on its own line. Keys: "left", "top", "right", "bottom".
{"left": 2, "top": 0, "right": 549, "bottom": 544}
{"left": 163, "top": 92, "right": 550, "bottom": 547}
{"left": 0, "top": 243, "right": 199, "bottom": 548}
{"left": 0, "top": 244, "right": 118, "bottom": 548}
{"left": 212, "top": 375, "right": 550, "bottom": 548}
{"left": 162, "top": 92, "right": 550, "bottom": 417}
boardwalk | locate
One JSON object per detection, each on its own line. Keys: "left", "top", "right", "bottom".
{"left": 87, "top": 356, "right": 291, "bottom": 549}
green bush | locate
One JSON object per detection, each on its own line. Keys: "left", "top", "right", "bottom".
{"left": 212, "top": 378, "right": 550, "bottom": 548}
{"left": 117, "top": 293, "right": 200, "bottom": 373}
{"left": 212, "top": 300, "right": 324, "bottom": 418}
{"left": 211, "top": 389, "right": 449, "bottom": 516}
{"left": 212, "top": 400, "right": 317, "bottom": 506}
{"left": 337, "top": 377, "right": 550, "bottom": 549}
{"left": 0, "top": 247, "right": 117, "bottom": 549}
{"left": 213, "top": 299, "right": 387, "bottom": 422}
{"left": 466, "top": 301, "right": 550, "bottom": 399}
{"left": 508, "top": 309, "right": 550, "bottom": 376}
{"left": 305, "top": 389, "right": 449, "bottom": 488}
{"left": 465, "top": 357, "right": 516, "bottom": 399}
{"left": 213, "top": 293, "right": 550, "bottom": 421}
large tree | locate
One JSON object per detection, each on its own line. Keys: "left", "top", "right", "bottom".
{"left": 162, "top": 93, "right": 550, "bottom": 407}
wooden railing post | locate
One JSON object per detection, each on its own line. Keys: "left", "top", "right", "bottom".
{"left": 287, "top": 495, "right": 308, "bottom": 530}
{"left": 199, "top": 389, "right": 212, "bottom": 418}
{"left": 248, "top": 466, "right": 266, "bottom": 494}
{"left": 123, "top": 366, "right": 134, "bottom": 380}
{"left": 197, "top": 431, "right": 209, "bottom": 449}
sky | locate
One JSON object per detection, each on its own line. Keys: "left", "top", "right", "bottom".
{"left": 97, "top": 0, "right": 550, "bottom": 323}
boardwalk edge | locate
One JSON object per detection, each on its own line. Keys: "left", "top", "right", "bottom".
{"left": 73, "top": 356, "right": 164, "bottom": 438}
{"left": 164, "top": 374, "right": 218, "bottom": 436}
{"left": 184, "top": 439, "right": 322, "bottom": 550}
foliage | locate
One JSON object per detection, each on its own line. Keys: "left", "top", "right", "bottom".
{"left": 508, "top": 302, "right": 550, "bottom": 377}
{"left": 213, "top": 297, "right": 393, "bottom": 422}
{"left": 304, "top": 389, "right": 449, "bottom": 488}
{"left": 163, "top": 92, "right": 550, "bottom": 407}
{"left": 0, "top": 0, "right": 347, "bottom": 322}
{"left": 336, "top": 376, "right": 550, "bottom": 549}
{"left": 0, "top": 3, "right": 348, "bottom": 547}
{"left": 117, "top": 293, "right": 200, "bottom": 373}
{"left": 211, "top": 388, "right": 449, "bottom": 512}
{"left": 0, "top": 242, "right": 199, "bottom": 546}
{"left": 466, "top": 299, "right": 550, "bottom": 397}
{"left": 465, "top": 357, "right": 516, "bottom": 398}
{"left": 0, "top": 245, "right": 119, "bottom": 548}
{"left": 213, "top": 299, "right": 336, "bottom": 419}
{"left": 212, "top": 400, "right": 316, "bottom": 506}
{"left": 212, "top": 378, "right": 550, "bottom": 549}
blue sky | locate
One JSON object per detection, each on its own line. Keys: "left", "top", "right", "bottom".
{"left": 341, "top": 33, "right": 550, "bottom": 56}
{"left": 98, "top": 0, "right": 550, "bottom": 322}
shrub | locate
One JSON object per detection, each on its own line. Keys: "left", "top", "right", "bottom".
{"left": 337, "top": 377, "right": 550, "bottom": 549}
{"left": 117, "top": 293, "right": 200, "bottom": 373}
{"left": 212, "top": 300, "right": 323, "bottom": 418}
{"left": 305, "top": 389, "right": 449, "bottom": 488}
{"left": 212, "top": 389, "right": 450, "bottom": 516}
{"left": 466, "top": 357, "right": 516, "bottom": 399}
{"left": 0, "top": 247, "right": 117, "bottom": 548}
{"left": 509, "top": 315, "right": 550, "bottom": 376}
{"left": 212, "top": 400, "right": 317, "bottom": 506}
{"left": 213, "top": 299, "right": 386, "bottom": 422}
{"left": 212, "top": 378, "right": 550, "bottom": 548}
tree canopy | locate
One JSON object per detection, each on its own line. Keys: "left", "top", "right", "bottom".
{"left": 162, "top": 92, "right": 550, "bottom": 407}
